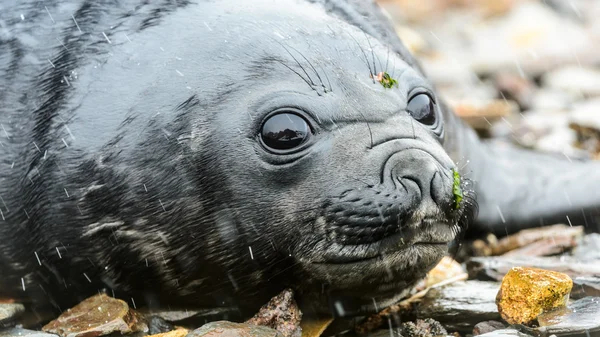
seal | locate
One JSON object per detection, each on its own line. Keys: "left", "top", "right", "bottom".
{"left": 0, "top": 0, "right": 599, "bottom": 317}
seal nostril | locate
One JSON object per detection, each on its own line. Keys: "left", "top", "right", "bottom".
{"left": 430, "top": 171, "right": 445, "bottom": 206}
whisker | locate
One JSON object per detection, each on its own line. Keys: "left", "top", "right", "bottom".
{"left": 348, "top": 32, "right": 374, "bottom": 81}
{"left": 320, "top": 65, "right": 333, "bottom": 93}
{"left": 385, "top": 47, "right": 390, "bottom": 73}
{"left": 273, "top": 40, "right": 316, "bottom": 86}
{"left": 364, "top": 33, "right": 378, "bottom": 75}
{"left": 273, "top": 59, "right": 315, "bottom": 91}
{"left": 286, "top": 44, "right": 325, "bottom": 90}
{"left": 358, "top": 111, "right": 374, "bottom": 149}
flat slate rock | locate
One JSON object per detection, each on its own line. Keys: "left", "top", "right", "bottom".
{"left": 416, "top": 280, "right": 501, "bottom": 333}
{"left": 476, "top": 329, "right": 533, "bottom": 337}
{"left": 0, "top": 328, "right": 58, "bottom": 337}
{"left": 186, "top": 321, "right": 283, "bottom": 337}
{"left": 530, "top": 297, "right": 600, "bottom": 337}
{"left": 467, "top": 256, "right": 600, "bottom": 281}
{"left": 0, "top": 303, "right": 25, "bottom": 326}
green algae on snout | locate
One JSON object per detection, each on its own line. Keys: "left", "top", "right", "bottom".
{"left": 373, "top": 71, "right": 398, "bottom": 89}
{"left": 452, "top": 169, "right": 463, "bottom": 210}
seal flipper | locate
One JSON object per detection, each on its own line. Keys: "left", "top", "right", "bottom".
{"left": 450, "top": 116, "right": 600, "bottom": 235}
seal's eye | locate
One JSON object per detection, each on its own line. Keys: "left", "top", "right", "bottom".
{"left": 407, "top": 93, "right": 436, "bottom": 125}
{"left": 260, "top": 112, "right": 312, "bottom": 152}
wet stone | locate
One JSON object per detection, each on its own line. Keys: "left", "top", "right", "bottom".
{"left": 401, "top": 318, "right": 447, "bottom": 337}
{"left": 571, "top": 276, "right": 600, "bottom": 300}
{"left": 490, "top": 224, "right": 583, "bottom": 257}
{"left": 473, "top": 321, "right": 506, "bottom": 336}
{"left": 42, "top": 294, "right": 148, "bottom": 337}
{"left": 533, "top": 296, "right": 600, "bottom": 336}
{"left": 0, "top": 303, "right": 25, "bottom": 326}
{"left": 475, "top": 329, "right": 533, "bottom": 337}
{"left": 425, "top": 256, "right": 465, "bottom": 288}
{"left": 573, "top": 233, "right": 600, "bottom": 262}
{"left": 186, "top": 321, "right": 283, "bottom": 337}
{"left": 417, "top": 280, "right": 501, "bottom": 333}
{"left": 467, "top": 256, "right": 600, "bottom": 282}
{"left": 245, "top": 289, "right": 302, "bottom": 337}
{"left": 496, "top": 267, "right": 573, "bottom": 325}
{"left": 0, "top": 328, "right": 59, "bottom": 337}
{"left": 147, "top": 327, "right": 188, "bottom": 337}
{"left": 543, "top": 66, "right": 600, "bottom": 97}
{"left": 148, "top": 316, "right": 174, "bottom": 335}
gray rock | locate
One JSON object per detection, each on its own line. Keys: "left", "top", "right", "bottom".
{"left": 543, "top": 66, "right": 600, "bottom": 98}
{"left": 476, "top": 329, "right": 532, "bottom": 337}
{"left": 473, "top": 321, "right": 506, "bottom": 336}
{"left": 416, "top": 281, "right": 501, "bottom": 333}
{"left": 0, "top": 303, "right": 25, "bottom": 326}
{"left": 573, "top": 233, "right": 600, "bottom": 261}
{"left": 185, "top": 321, "right": 283, "bottom": 337}
{"left": 570, "top": 99, "right": 600, "bottom": 132}
{"left": 529, "top": 297, "right": 600, "bottom": 337}
{"left": 467, "top": 256, "right": 600, "bottom": 281}
{"left": 0, "top": 328, "right": 58, "bottom": 337}
{"left": 530, "top": 89, "right": 575, "bottom": 112}
{"left": 571, "top": 276, "right": 600, "bottom": 299}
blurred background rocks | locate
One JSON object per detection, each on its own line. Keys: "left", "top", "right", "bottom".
{"left": 377, "top": 0, "right": 600, "bottom": 160}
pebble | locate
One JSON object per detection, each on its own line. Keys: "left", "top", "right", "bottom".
{"left": 473, "top": 320, "right": 506, "bottom": 336}
{"left": 41, "top": 294, "right": 148, "bottom": 337}
{"left": 543, "top": 66, "right": 600, "bottom": 97}
{"left": 496, "top": 267, "right": 573, "bottom": 325}
{"left": 245, "top": 289, "right": 302, "bottom": 337}
{"left": 417, "top": 280, "right": 501, "bottom": 333}
{"left": 185, "top": 321, "right": 283, "bottom": 337}
{"left": 0, "top": 303, "right": 25, "bottom": 327}
{"left": 0, "top": 328, "right": 58, "bottom": 337}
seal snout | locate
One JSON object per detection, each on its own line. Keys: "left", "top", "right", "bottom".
{"left": 389, "top": 149, "right": 455, "bottom": 212}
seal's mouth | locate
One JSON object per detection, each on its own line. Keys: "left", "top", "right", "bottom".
{"left": 313, "top": 220, "right": 460, "bottom": 264}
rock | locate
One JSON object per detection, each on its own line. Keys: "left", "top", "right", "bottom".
{"left": 473, "top": 321, "right": 506, "bottom": 336}
{"left": 543, "top": 66, "right": 600, "bottom": 98}
{"left": 570, "top": 99, "right": 600, "bottom": 130}
{"left": 42, "top": 294, "right": 148, "bottom": 337}
{"left": 490, "top": 224, "right": 583, "bottom": 256}
{"left": 475, "top": 329, "right": 532, "bottom": 337}
{"left": 245, "top": 289, "right": 302, "bottom": 337}
{"left": 494, "top": 72, "right": 536, "bottom": 110}
{"left": 533, "top": 296, "right": 600, "bottom": 336}
{"left": 417, "top": 280, "right": 501, "bottom": 333}
{"left": 299, "top": 318, "right": 333, "bottom": 337}
{"left": 0, "top": 303, "right": 25, "bottom": 326}
{"left": 496, "top": 267, "right": 573, "bottom": 325}
{"left": 148, "top": 316, "right": 175, "bottom": 335}
{"left": 569, "top": 99, "right": 600, "bottom": 159}
{"left": 425, "top": 256, "right": 465, "bottom": 288}
{"left": 468, "top": 255, "right": 600, "bottom": 282}
{"left": 573, "top": 233, "right": 600, "bottom": 261}
{"left": 0, "top": 328, "right": 59, "bottom": 337}
{"left": 147, "top": 328, "right": 188, "bottom": 337}
{"left": 452, "top": 99, "right": 518, "bottom": 131}
{"left": 571, "top": 276, "right": 600, "bottom": 300}
{"left": 530, "top": 89, "right": 576, "bottom": 112}
{"left": 401, "top": 318, "right": 448, "bottom": 337}
{"left": 466, "top": 2, "right": 596, "bottom": 76}
{"left": 185, "top": 321, "right": 283, "bottom": 337}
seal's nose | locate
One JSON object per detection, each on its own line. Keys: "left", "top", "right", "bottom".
{"left": 390, "top": 150, "right": 452, "bottom": 209}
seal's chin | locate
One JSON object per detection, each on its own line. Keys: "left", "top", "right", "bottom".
{"left": 298, "top": 220, "right": 461, "bottom": 316}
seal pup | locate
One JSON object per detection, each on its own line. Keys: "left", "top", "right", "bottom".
{"left": 0, "top": 0, "right": 598, "bottom": 317}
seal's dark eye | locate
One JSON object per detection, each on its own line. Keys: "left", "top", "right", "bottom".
{"left": 260, "top": 112, "right": 311, "bottom": 152}
{"left": 407, "top": 93, "right": 436, "bottom": 125}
